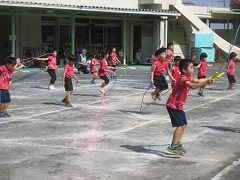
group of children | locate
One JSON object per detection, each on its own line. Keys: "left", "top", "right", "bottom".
{"left": 150, "top": 46, "right": 238, "bottom": 156}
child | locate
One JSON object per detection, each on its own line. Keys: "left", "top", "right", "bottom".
{"left": 166, "top": 42, "right": 174, "bottom": 65}
{"left": 90, "top": 53, "right": 99, "bottom": 84}
{"left": 150, "top": 48, "right": 176, "bottom": 101}
{"left": 36, "top": 49, "right": 58, "bottom": 90}
{"left": 195, "top": 53, "right": 209, "bottom": 97}
{"left": 110, "top": 47, "right": 120, "bottom": 79}
{"left": 62, "top": 54, "right": 78, "bottom": 107}
{"left": 226, "top": 52, "right": 237, "bottom": 91}
{"left": 171, "top": 56, "right": 181, "bottom": 88}
{"left": 98, "top": 50, "right": 114, "bottom": 93}
{"left": 166, "top": 59, "right": 213, "bottom": 156}
{"left": 0, "top": 57, "right": 24, "bottom": 117}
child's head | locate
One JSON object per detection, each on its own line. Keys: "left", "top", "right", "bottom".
{"left": 67, "top": 54, "right": 76, "bottom": 65}
{"left": 92, "top": 53, "right": 98, "bottom": 59}
{"left": 111, "top": 47, "right": 116, "bottom": 52}
{"left": 101, "top": 50, "right": 109, "bottom": 59}
{"left": 6, "top": 52, "right": 14, "bottom": 58}
{"left": 49, "top": 48, "right": 57, "bottom": 57}
{"left": 5, "top": 57, "right": 16, "bottom": 70}
{"left": 179, "top": 59, "right": 194, "bottom": 76}
{"left": 200, "top": 53, "right": 207, "bottom": 61}
{"left": 174, "top": 56, "right": 181, "bottom": 66}
{"left": 230, "top": 52, "right": 237, "bottom": 60}
{"left": 167, "top": 42, "right": 173, "bottom": 51}
{"left": 155, "top": 48, "right": 166, "bottom": 62}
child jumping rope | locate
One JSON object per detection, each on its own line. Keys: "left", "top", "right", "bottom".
{"left": 90, "top": 53, "right": 99, "bottom": 85}
{"left": 35, "top": 49, "right": 58, "bottom": 90}
{"left": 171, "top": 56, "right": 181, "bottom": 88}
{"left": 150, "top": 48, "right": 176, "bottom": 101}
{"left": 226, "top": 52, "right": 237, "bottom": 91}
{"left": 98, "top": 50, "right": 114, "bottom": 93}
{"left": 166, "top": 59, "right": 213, "bottom": 156}
{"left": 110, "top": 47, "right": 120, "bottom": 79}
{"left": 62, "top": 54, "right": 78, "bottom": 107}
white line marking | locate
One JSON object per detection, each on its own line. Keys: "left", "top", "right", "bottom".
{"left": 211, "top": 158, "right": 240, "bottom": 180}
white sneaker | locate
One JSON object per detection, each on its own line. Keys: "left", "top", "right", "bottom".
{"left": 49, "top": 86, "right": 55, "bottom": 90}
{"left": 98, "top": 87, "right": 105, "bottom": 93}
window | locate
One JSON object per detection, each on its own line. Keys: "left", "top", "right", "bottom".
{"left": 108, "top": 27, "right": 121, "bottom": 44}
{"left": 76, "top": 26, "right": 89, "bottom": 45}
{"left": 42, "top": 25, "right": 54, "bottom": 43}
{"left": 91, "top": 26, "right": 103, "bottom": 44}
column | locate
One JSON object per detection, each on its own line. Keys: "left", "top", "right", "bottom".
{"left": 123, "top": 16, "right": 127, "bottom": 65}
{"left": 11, "top": 10, "right": 16, "bottom": 56}
{"left": 164, "top": 20, "right": 168, "bottom": 47}
{"left": 71, "top": 13, "right": 75, "bottom": 54}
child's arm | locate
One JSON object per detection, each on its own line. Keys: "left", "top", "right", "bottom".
{"left": 166, "top": 69, "right": 176, "bottom": 82}
{"left": 195, "top": 63, "right": 201, "bottom": 69}
{"left": 14, "top": 63, "right": 25, "bottom": 71}
{"left": 185, "top": 78, "right": 212, "bottom": 89}
{"left": 73, "top": 74, "right": 78, "bottom": 82}
{"left": 62, "top": 72, "right": 66, "bottom": 85}
{"left": 150, "top": 70, "right": 154, "bottom": 85}
{"left": 35, "top": 57, "right": 48, "bottom": 61}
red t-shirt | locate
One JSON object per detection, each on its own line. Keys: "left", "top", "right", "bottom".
{"left": 198, "top": 61, "right": 207, "bottom": 77}
{"left": 110, "top": 52, "right": 117, "bottom": 66}
{"left": 227, "top": 60, "right": 235, "bottom": 75}
{"left": 165, "top": 49, "right": 173, "bottom": 63}
{"left": 48, "top": 56, "right": 57, "bottom": 70}
{"left": 0, "top": 65, "right": 15, "bottom": 90}
{"left": 166, "top": 74, "right": 194, "bottom": 110}
{"left": 90, "top": 58, "right": 98, "bottom": 73}
{"left": 64, "top": 64, "right": 74, "bottom": 78}
{"left": 151, "top": 60, "right": 169, "bottom": 76}
{"left": 98, "top": 59, "right": 108, "bottom": 76}
{"left": 171, "top": 65, "right": 180, "bottom": 87}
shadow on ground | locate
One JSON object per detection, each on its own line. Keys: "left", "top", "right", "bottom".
{"left": 203, "top": 126, "right": 240, "bottom": 133}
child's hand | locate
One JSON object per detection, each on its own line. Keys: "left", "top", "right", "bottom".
{"left": 75, "top": 78, "right": 78, "bottom": 83}
{"left": 151, "top": 80, "right": 154, "bottom": 85}
{"left": 207, "top": 78, "right": 213, "bottom": 85}
{"left": 19, "top": 63, "right": 25, "bottom": 68}
{"left": 172, "top": 78, "right": 176, "bottom": 82}
{"left": 62, "top": 81, "right": 65, "bottom": 86}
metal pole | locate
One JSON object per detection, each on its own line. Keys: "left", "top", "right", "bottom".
{"left": 11, "top": 10, "right": 16, "bottom": 56}
{"left": 123, "top": 16, "right": 127, "bottom": 65}
{"left": 71, "top": 13, "right": 75, "bottom": 55}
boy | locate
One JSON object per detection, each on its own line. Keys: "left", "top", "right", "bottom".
{"left": 166, "top": 59, "right": 213, "bottom": 156}
{"left": 0, "top": 57, "right": 24, "bottom": 117}
{"left": 195, "top": 53, "right": 209, "bottom": 97}
{"left": 226, "top": 52, "right": 237, "bottom": 91}
{"left": 62, "top": 54, "right": 78, "bottom": 107}
{"left": 150, "top": 48, "right": 176, "bottom": 101}
{"left": 171, "top": 56, "right": 181, "bottom": 88}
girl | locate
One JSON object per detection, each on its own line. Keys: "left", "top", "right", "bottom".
{"left": 226, "top": 52, "right": 237, "bottom": 91}
{"left": 90, "top": 53, "right": 99, "bottom": 84}
{"left": 36, "top": 49, "right": 58, "bottom": 90}
{"left": 98, "top": 51, "right": 114, "bottom": 93}
{"left": 110, "top": 47, "right": 120, "bottom": 79}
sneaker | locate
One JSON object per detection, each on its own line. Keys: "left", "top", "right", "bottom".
{"left": 0, "top": 112, "right": 4, "bottom": 118}
{"left": 227, "top": 88, "right": 235, "bottom": 91}
{"left": 151, "top": 92, "right": 157, "bottom": 101}
{"left": 90, "top": 81, "right": 96, "bottom": 84}
{"left": 65, "top": 102, "right": 73, "bottom": 108}
{"left": 177, "top": 144, "right": 187, "bottom": 153}
{"left": 49, "top": 85, "right": 55, "bottom": 90}
{"left": 61, "top": 98, "right": 67, "bottom": 103}
{"left": 3, "top": 111, "right": 11, "bottom": 117}
{"left": 198, "top": 92, "right": 204, "bottom": 97}
{"left": 98, "top": 87, "right": 105, "bottom": 93}
{"left": 167, "top": 145, "right": 184, "bottom": 156}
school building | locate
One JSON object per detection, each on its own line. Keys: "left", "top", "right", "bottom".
{"left": 0, "top": 0, "right": 240, "bottom": 64}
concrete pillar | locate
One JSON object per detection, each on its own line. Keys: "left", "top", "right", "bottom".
{"left": 123, "top": 16, "right": 127, "bottom": 65}
{"left": 159, "top": 21, "right": 165, "bottom": 47}
{"left": 206, "top": 19, "right": 210, "bottom": 27}
{"left": 71, "top": 13, "right": 75, "bottom": 55}
{"left": 11, "top": 10, "right": 16, "bottom": 56}
{"left": 164, "top": 20, "right": 168, "bottom": 47}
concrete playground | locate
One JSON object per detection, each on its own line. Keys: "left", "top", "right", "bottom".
{"left": 0, "top": 64, "right": 240, "bottom": 180}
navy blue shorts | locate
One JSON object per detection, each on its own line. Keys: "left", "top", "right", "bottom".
{"left": 0, "top": 89, "right": 11, "bottom": 103}
{"left": 227, "top": 75, "right": 236, "bottom": 84}
{"left": 166, "top": 106, "right": 187, "bottom": 127}
{"left": 153, "top": 75, "right": 168, "bottom": 90}
{"left": 64, "top": 77, "right": 73, "bottom": 91}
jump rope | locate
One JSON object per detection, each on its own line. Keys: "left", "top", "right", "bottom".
{"left": 140, "top": 25, "right": 240, "bottom": 113}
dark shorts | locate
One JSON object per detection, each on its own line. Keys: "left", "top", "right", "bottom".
{"left": 0, "top": 89, "right": 11, "bottom": 103}
{"left": 227, "top": 75, "right": 236, "bottom": 83}
{"left": 64, "top": 77, "right": 73, "bottom": 91}
{"left": 198, "top": 76, "right": 206, "bottom": 79}
{"left": 99, "top": 75, "right": 109, "bottom": 84}
{"left": 153, "top": 75, "right": 168, "bottom": 90}
{"left": 166, "top": 106, "right": 188, "bottom": 127}
{"left": 91, "top": 71, "right": 97, "bottom": 74}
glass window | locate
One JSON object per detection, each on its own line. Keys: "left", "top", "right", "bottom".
{"left": 76, "top": 18, "right": 89, "bottom": 23}
{"left": 108, "top": 27, "right": 121, "bottom": 44}
{"left": 41, "top": 17, "right": 56, "bottom": 21}
{"left": 60, "top": 26, "right": 70, "bottom": 45}
{"left": 91, "top": 27, "right": 103, "bottom": 44}
{"left": 76, "top": 26, "right": 89, "bottom": 45}
{"left": 92, "top": 19, "right": 106, "bottom": 24}
{"left": 42, "top": 25, "right": 54, "bottom": 43}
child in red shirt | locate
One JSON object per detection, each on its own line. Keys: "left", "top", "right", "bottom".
{"left": 98, "top": 51, "right": 114, "bottom": 93}
{"left": 110, "top": 47, "right": 120, "bottom": 79}
{"left": 226, "top": 52, "right": 237, "bottom": 91}
{"left": 150, "top": 48, "right": 175, "bottom": 101}
{"left": 90, "top": 53, "right": 99, "bottom": 85}
{"left": 171, "top": 56, "right": 181, "bottom": 88}
{"left": 0, "top": 57, "right": 24, "bottom": 117}
{"left": 62, "top": 54, "right": 78, "bottom": 107}
{"left": 166, "top": 59, "right": 213, "bottom": 156}
{"left": 195, "top": 53, "right": 209, "bottom": 97}
{"left": 36, "top": 49, "right": 58, "bottom": 90}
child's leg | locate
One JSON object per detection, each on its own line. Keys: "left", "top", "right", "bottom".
{"left": 92, "top": 73, "right": 98, "bottom": 82}
{"left": 3, "top": 102, "right": 9, "bottom": 112}
{"left": 199, "top": 85, "right": 206, "bottom": 93}
{"left": 229, "top": 83, "right": 234, "bottom": 90}
{"left": 65, "top": 91, "right": 73, "bottom": 102}
{"left": 48, "top": 70, "right": 57, "bottom": 86}
{"left": 101, "top": 82, "right": 107, "bottom": 88}
{"left": 0, "top": 103, "right": 5, "bottom": 113}
{"left": 171, "top": 125, "right": 187, "bottom": 145}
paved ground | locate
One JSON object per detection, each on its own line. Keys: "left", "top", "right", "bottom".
{"left": 0, "top": 64, "right": 240, "bottom": 180}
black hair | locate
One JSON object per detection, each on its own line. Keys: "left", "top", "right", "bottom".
{"left": 68, "top": 54, "right": 76, "bottom": 61}
{"left": 155, "top": 47, "right": 166, "bottom": 57}
{"left": 167, "top": 42, "right": 173, "bottom": 48}
{"left": 111, "top": 47, "right": 116, "bottom": 51}
{"left": 101, "top": 50, "right": 108, "bottom": 58}
{"left": 174, "top": 56, "right": 181, "bottom": 62}
{"left": 200, "top": 52, "right": 208, "bottom": 60}
{"left": 49, "top": 48, "right": 57, "bottom": 54}
{"left": 229, "top": 52, "right": 237, "bottom": 60}
{"left": 6, "top": 52, "right": 13, "bottom": 58}
{"left": 92, "top": 52, "right": 98, "bottom": 59}
{"left": 6, "top": 57, "right": 16, "bottom": 65}
{"left": 179, "top": 59, "right": 194, "bottom": 74}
